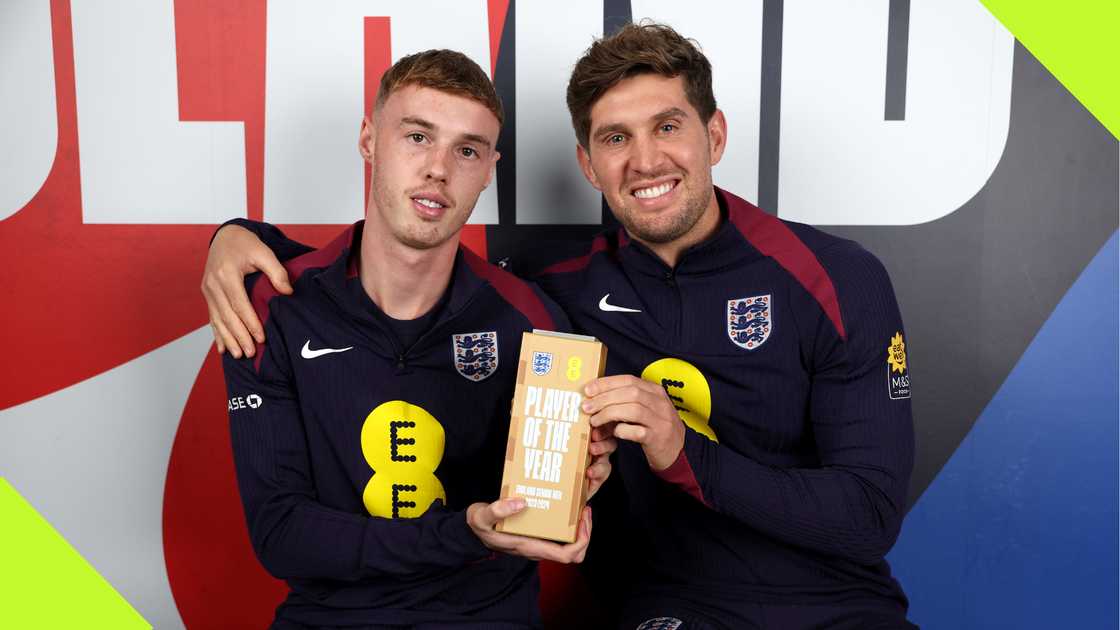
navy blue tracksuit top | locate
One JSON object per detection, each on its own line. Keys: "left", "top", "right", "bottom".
{"left": 230, "top": 186, "right": 915, "bottom": 628}
{"left": 220, "top": 222, "right": 567, "bottom": 628}
{"left": 533, "top": 188, "right": 914, "bottom": 627}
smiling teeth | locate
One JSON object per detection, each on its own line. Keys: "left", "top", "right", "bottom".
{"left": 634, "top": 182, "right": 674, "bottom": 199}
{"left": 415, "top": 198, "right": 444, "bottom": 209}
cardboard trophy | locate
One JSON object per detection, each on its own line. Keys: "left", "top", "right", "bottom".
{"left": 496, "top": 330, "right": 607, "bottom": 542}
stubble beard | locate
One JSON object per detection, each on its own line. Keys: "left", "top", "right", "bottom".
{"left": 395, "top": 223, "right": 445, "bottom": 250}
{"left": 615, "top": 175, "right": 713, "bottom": 245}
{"left": 370, "top": 177, "right": 451, "bottom": 251}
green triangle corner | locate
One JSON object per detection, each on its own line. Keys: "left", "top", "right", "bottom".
{"left": 980, "top": 0, "right": 1120, "bottom": 140}
{"left": 0, "top": 477, "right": 151, "bottom": 629}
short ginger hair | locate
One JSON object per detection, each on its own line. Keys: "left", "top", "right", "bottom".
{"left": 375, "top": 49, "right": 504, "bottom": 126}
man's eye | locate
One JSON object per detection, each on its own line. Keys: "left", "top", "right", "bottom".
{"left": 607, "top": 134, "right": 625, "bottom": 145}
{"left": 460, "top": 147, "right": 477, "bottom": 158}
{"left": 660, "top": 123, "right": 677, "bottom": 133}
{"left": 409, "top": 133, "right": 426, "bottom": 143}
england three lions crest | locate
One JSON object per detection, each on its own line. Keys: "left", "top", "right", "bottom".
{"left": 728, "top": 295, "right": 772, "bottom": 350}
{"left": 452, "top": 332, "right": 498, "bottom": 381}
{"left": 531, "top": 351, "right": 553, "bottom": 376}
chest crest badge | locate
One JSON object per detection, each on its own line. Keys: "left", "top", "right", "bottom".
{"left": 727, "top": 295, "right": 773, "bottom": 351}
{"left": 452, "top": 331, "right": 498, "bottom": 381}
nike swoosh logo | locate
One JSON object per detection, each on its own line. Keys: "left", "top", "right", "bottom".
{"left": 300, "top": 340, "right": 354, "bottom": 359}
{"left": 598, "top": 294, "right": 642, "bottom": 313}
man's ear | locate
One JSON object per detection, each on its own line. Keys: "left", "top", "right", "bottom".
{"left": 707, "top": 109, "right": 727, "bottom": 167}
{"left": 484, "top": 151, "right": 501, "bottom": 189}
{"left": 576, "top": 143, "right": 602, "bottom": 191}
{"left": 358, "top": 116, "right": 375, "bottom": 163}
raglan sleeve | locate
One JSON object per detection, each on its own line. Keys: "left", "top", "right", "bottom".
{"left": 212, "top": 218, "right": 315, "bottom": 263}
{"left": 221, "top": 289, "right": 491, "bottom": 581}
{"left": 654, "top": 244, "right": 914, "bottom": 565}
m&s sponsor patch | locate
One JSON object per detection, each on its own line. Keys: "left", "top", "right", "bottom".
{"left": 887, "top": 331, "right": 911, "bottom": 399}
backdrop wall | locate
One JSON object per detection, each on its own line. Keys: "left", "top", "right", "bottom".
{"left": 1, "top": 1, "right": 1116, "bottom": 628}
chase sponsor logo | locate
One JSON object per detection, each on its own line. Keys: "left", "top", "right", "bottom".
{"left": 227, "top": 393, "right": 261, "bottom": 411}
{"left": 727, "top": 295, "right": 773, "bottom": 350}
{"left": 452, "top": 331, "right": 498, "bottom": 381}
{"left": 531, "top": 351, "right": 553, "bottom": 376}
{"left": 887, "top": 332, "right": 911, "bottom": 399}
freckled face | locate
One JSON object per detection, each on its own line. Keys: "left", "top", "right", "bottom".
{"left": 361, "top": 85, "right": 500, "bottom": 250}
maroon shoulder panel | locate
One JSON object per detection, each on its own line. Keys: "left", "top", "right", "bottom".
{"left": 250, "top": 225, "right": 355, "bottom": 370}
{"left": 722, "top": 189, "right": 847, "bottom": 340}
{"left": 462, "top": 247, "right": 555, "bottom": 330}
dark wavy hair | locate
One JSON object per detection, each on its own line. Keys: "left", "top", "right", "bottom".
{"left": 567, "top": 22, "right": 716, "bottom": 149}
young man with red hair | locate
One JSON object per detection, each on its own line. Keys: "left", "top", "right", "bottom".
{"left": 214, "top": 49, "right": 612, "bottom": 629}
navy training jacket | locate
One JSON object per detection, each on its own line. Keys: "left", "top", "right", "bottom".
{"left": 534, "top": 188, "right": 913, "bottom": 621}
{"left": 221, "top": 222, "right": 567, "bottom": 628}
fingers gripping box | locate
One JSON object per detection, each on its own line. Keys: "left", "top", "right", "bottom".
{"left": 496, "top": 330, "right": 607, "bottom": 543}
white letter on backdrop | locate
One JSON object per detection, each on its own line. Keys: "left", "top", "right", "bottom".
{"left": 778, "top": 0, "right": 1013, "bottom": 225}
{"left": 0, "top": 1, "right": 58, "bottom": 220}
{"left": 71, "top": 0, "right": 247, "bottom": 223}
{"left": 513, "top": 2, "right": 603, "bottom": 224}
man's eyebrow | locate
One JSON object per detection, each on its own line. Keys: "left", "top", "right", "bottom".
{"left": 591, "top": 107, "right": 691, "bottom": 140}
{"left": 652, "top": 107, "right": 689, "bottom": 121}
{"left": 400, "top": 116, "right": 435, "bottom": 130}
{"left": 461, "top": 133, "right": 492, "bottom": 149}
{"left": 591, "top": 121, "right": 630, "bottom": 140}
{"left": 400, "top": 116, "right": 492, "bottom": 149}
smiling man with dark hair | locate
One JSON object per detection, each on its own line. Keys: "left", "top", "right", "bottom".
{"left": 543, "top": 23, "right": 916, "bottom": 630}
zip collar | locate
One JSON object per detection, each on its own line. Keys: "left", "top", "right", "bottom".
{"left": 311, "top": 221, "right": 488, "bottom": 353}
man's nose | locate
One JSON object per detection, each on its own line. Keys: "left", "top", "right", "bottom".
{"left": 425, "top": 145, "right": 452, "bottom": 182}
{"left": 629, "top": 135, "right": 667, "bottom": 175}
